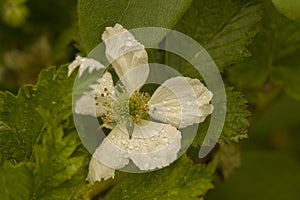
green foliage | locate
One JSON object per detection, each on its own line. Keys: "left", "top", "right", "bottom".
{"left": 174, "top": 0, "right": 263, "bottom": 70}
{"left": 222, "top": 88, "right": 250, "bottom": 142}
{"left": 0, "top": 125, "right": 86, "bottom": 200}
{"left": 78, "top": 0, "right": 193, "bottom": 52}
{"left": 106, "top": 155, "right": 216, "bottom": 200}
{"left": 0, "top": 66, "right": 74, "bottom": 162}
{"left": 228, "top": 0, "right": 300, "bottom": 100}
{"left": 272, "top": 0, "right": 300, "bottom": 21}
{"left": 192, "top": 87, "right": 250, "bottom": 147}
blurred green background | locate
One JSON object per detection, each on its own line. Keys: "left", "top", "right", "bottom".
{"left": 0, "top": 0, "right": 299, "bottom": 199}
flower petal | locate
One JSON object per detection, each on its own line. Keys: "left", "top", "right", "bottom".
{"left": 75, "top": 72, "right": 114, "bottom": 117}
{"left": 148, "top": 77, "right": 213, "bottom": 129}
{"left": 68, "top": 56, "right": 105, "bottom": 77}
{"left": 86, "top": 156, "right": 115, "bottom": 184}
{"left": 128, "top": 121, "right": 181, "bottom": 170}
{"left": 93, "top": 126, "right": 130, "bottom": 169}
{"left": 102, "top": 23, "right": 149, "bottom": 94}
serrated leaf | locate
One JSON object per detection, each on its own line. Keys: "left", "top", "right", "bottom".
{"left": 106, "top": 155, "right": 216, "bottom": 200}
{"left": 227, "top": 0, "right": 300, "bottom": 100}
{"left": 173, "top": 0, "right": 263, "bottom": 71}
{"left": 192, "top": 87, "right": 250, "bottom": 146}
{"left": 222, "top": 88, "right": 250, "bottom": 142}
{"left": 78, "top": 0, "right": 193, "bottom": 52}
{"left": 0, "top": 66, "right": 75, "bottom": 162}
{"left": 0, "top": 125, "right": 86, "bottom": 200}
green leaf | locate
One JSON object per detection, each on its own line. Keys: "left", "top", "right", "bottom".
{"left": 0, "top": 125, "right": 86, "bottom": 200}
{"left": 78, "top": 0, "right": 193, "bottom": 52}
{"left": 174, "top": 0, "right": 263, "bottom": 71}
{"left": 192, "top": 87, "right": 250, "bottom": 147}
{"left": 215, "top": 141, "right": 241, "bottom": 179}
{"left": 106, "top": 155, "right": 216, "bottom": 200}
{"left": 0, "top": 66, "right": 75, "bottom": 162}
{"left": 272, "top": 0, "right": 300, "bottom": 21}
{"left": 227, "top": 0, "right": 300, "bottom": 100}
{"left": 0, "top": 162, "right": 33, "bottom": 199}
{"left": 222, "top": 88, "right": 250, "bottom": 142}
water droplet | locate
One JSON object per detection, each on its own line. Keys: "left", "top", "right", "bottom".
{"left": 102, "top": 79, "right": 106, "bottom": 82}
{"left": 33, "top": 87, "right": 37, "bottom": 91}
{"left": 51, "top": 101, "right": 56, "bottom": 105}
{"left": 121, "top": 140, "right": 127, "bottom": 145}
{"left": 126, "top": 41, "right": 133, "bottom": 46}
{"left": 162, "top": 100, "right": 167, "bottom": 104}
{"left": 161, "top": 129, "right": 165, "bottom": 133}
{"left": 151, "top": 137, "right": 155, "bottom": 141}
{"left": 162, "top": 137, "right": 168, "bottom": 142}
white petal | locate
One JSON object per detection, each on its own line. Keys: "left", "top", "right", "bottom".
{"left": 148, "top": 77, "right": 213, "bottom": 129}
{"left": 95, "top": 72, "right": 115, "bottom": 116}
{"left": 102, "top": 23, "right": 149, "bottom": 94}
{"left": 93, "top": 126, "right": 130, "bottom": 169}
{"left": 75, "top": 72, "right": 114, "bottom": 117}
{"left": 128, "top": 121, "right": 181, "bottom": 171}
{"left": 131, "top": 119, "right": 165, "bottom": 138}
{"left": 86, "top": 156, "right": 115, "bottom": 184}
{"left": 68, "top": 56, "right": 105, "bottom": 77}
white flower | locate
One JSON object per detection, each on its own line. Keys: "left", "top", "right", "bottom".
{"left": 68, "top": 24, "right": 213, "bottom": 184}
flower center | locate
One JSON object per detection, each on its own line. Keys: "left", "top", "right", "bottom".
{"left": 101, "top": 90, "right": 150, "bottom": 127}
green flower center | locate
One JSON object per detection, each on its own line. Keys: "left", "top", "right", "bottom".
{"left": 101, "top": 90, "right": 150, "bottom": 127}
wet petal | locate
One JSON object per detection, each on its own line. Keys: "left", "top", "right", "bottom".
{"left": 129, "top": 121, "right": 181, "bottom": 170}
{"left": 102, "top": 24, "right": 149, "bottom": 94}
{"left": 75, "top": 72, "right": 114, "bottom": 117}
{"left": 93, "top": 126, "right": 130, "bottom": 169}
{"left": 148, "top": 77, "right": 213, "bottom": 129}
{"left": 86, "top": 156, "right": 115, "bottom": 184}
{"left": 68, "top": 56, "right": 105, "bottom": 77}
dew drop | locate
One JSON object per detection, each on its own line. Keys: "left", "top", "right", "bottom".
{"left": 162, "top": 137, "right": 168, "bottom": 142}
{"left": 121, "top": 140, "right": 127, "bottom": 145}
{"left": 51, "top": 101, "right": 56, "bottom": 105}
